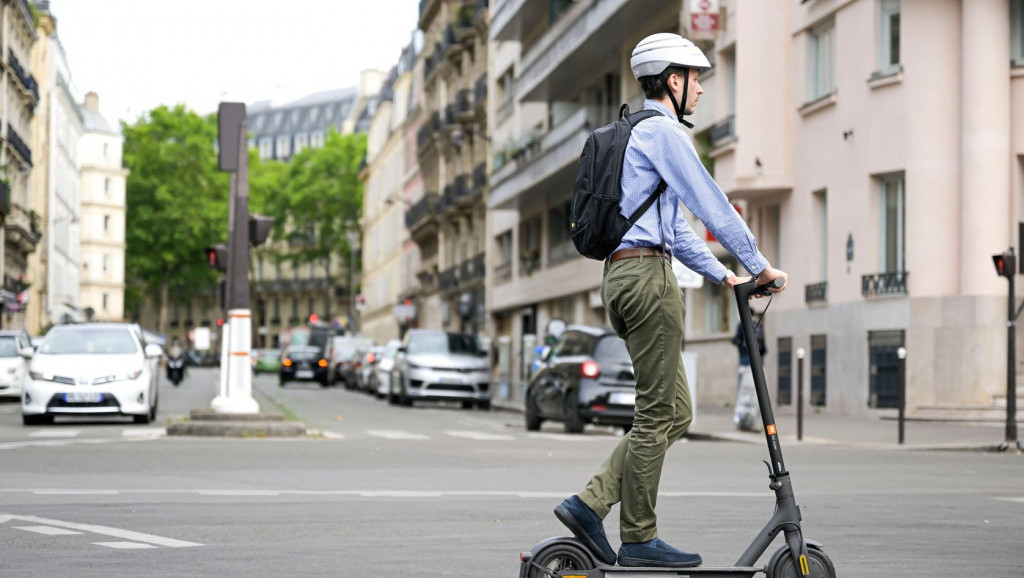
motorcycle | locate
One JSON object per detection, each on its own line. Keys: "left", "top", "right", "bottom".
{"left": 167, "top": 356, "right": 186, "bottom": 387}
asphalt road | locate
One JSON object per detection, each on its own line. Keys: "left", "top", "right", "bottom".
{"left": 0, "top": 367, "right": 1021, "bottom": 577}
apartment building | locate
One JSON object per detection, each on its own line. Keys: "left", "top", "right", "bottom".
{"left": 26, "top": 5, "right": 83, "bottom": 331}
{"left": 78, "top": 91, "right": 127, "bottom": 322}
{"left": 360, "top": 39, "right": 421, "bottom": 344}
{"left": 487, "top": 0, "right": 1024, "bottom": 417}
{"left": 409, "top": 0, "right": 490, "bottom": 338}
{"left": 0, "top": 0, "right": 40, "bottom": 331}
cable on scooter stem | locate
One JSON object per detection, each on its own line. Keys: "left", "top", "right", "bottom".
{"left": 734, "top": 277, "right": 788, "bottom": 479}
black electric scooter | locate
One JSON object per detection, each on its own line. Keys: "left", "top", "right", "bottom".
{"left": 518, "top": 278, "right": 836, "bottom": 578}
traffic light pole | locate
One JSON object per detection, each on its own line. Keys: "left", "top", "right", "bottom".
{"left": 1003, "top": 265, "right": 1020, "bottom": 451}
{"left": 212, "top": 103, "right": 258, "bottom": 415}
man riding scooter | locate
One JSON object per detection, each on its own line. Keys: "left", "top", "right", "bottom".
{"left": 166, "top": 337, "right": 186, "bottom": 386}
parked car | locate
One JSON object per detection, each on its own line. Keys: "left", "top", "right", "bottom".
{"left": 21, "top": 323, "right": 162, "bottom": 425}
{"left": 524, "top": 325, "right": 636, "bottom": 433}
{"left": 354, "top": 346, "right": 386, "bottom": 394}
{"left": 389, "top": 329, "right": 491, "bottom": 409}
{"left": 279, "top": 345, "right": 330, "bottom": 387}
{"left": 330, "top": 336, "right": 373, "bottom": 388}
{"left": 0, "top": 329, "right": 33, "bottom": 400}
{"left": 253, "top": 348, "right": 282, "bottom": 374}
{"left": 374, "top": 340, "right": 402, "bottom": 398}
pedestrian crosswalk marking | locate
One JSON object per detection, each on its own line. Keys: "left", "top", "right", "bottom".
{"left": 94, "top": 541, "right": 157, "bottom": 549}
{"left": 14, "top": 525, "right": 81, "bottom": 536}
{"left": 443, "top": 430, "right": 515, "bottom": 441}
{"left": 28, "top": 430, "right": 81, "bottom": 438}
{"left": 0, "top": 514, "right": 202, "bottom": 548}
{"left": 367, "top": 429, "right": 429, "bottom": 440}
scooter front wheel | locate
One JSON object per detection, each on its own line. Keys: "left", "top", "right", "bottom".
{"left": 767, "top": 544, "right": 835, "bottom": 578}
{"left": 525, "top": 541, "right": 595, "bottom": 578}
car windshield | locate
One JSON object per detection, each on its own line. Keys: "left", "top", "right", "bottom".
{"left": 260, "top": 350, "right": 280, "bottom": 360}
{"left": 287, "top": 348, "right": 319, "bottom": 361}
{"left": 42, "top": 328, "right": 138, "bottom": 355}
{"left": 594, "top": 336, "right": 630, "bottom": 362}
{"left": 0, "top": 337, "right": 18, "bottom": 358}
{"left": 407, "top": 332, "right": 481, "bottom": 356}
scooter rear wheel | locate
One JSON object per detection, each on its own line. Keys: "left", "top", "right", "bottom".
{"left": 767, "top": 544, "right": 835, "bottom": 578}
{"left": 526, "top": 542, "right": 595, "bottom": 578}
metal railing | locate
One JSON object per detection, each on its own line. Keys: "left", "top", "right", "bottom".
{"left": 862, "top": 271, "right": 909, "bottom": 297}
{"left": 710, "top": 114, "right": 735, "bottom": 148}
{"left": 805, "top": 281, "right": 827, "bottom": 304}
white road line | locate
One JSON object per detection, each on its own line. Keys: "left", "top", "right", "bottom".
{"left": 994, "top": 497, "right": 1024, "bottom": 504}
{"left": 34, "top": 490, "right": 119, "bottom": 495}
{"left": 198, "top": 490, "right": 281, "bottom": 496}
{"left": 0, "top": 514, "right": 202, "bottom": 548}
{"left": 122, "top": 428, "right": 165, "bottom": 438}
{"left": 0, "top": 439, "right": 114, "bottom": 450}
{"left": 444, "top": 430, "right": 515, "bottom": 441}
{"left": 366, "top": 429, "right": 429, "bottom": 440}
{"left": 14, "top": 525, "right": 81, "bottom": 536}
{"left": 94, "top": 542, "right": 157, "bottom": 549}
{"left": 28, "top": 430, "right": 81, "bottom": 438}
{"left": 525, "top": 433, "right": 610, "bottom": 442}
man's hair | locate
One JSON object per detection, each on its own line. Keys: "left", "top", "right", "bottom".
{"left": 640, "top": 66, "right": 689, "bottom": 99}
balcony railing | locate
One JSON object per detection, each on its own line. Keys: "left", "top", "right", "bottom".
{"left": 805, "top": 281, "right": 827, "bottom": 304}
{"left": 459, "top": 252, "right": 486, "bottom": 285}
{"left": 710, "top": 114, "right": 736, "bottom": 148}
{"left": 862, "top": 271, "right": 909, "bottom": 297}
{"left": 474, "top": 74, "right": 487, "bottom": 109}
{"left": 405, "top": 192, "right": 439, "bottom": 229}
{"left": 439, "top": 266, "right": 458, "bottom": 292}
{"left": 7, "top": 49, "right": 39, "bottom": 103}
{"left": 6, "top": 125, "right": 32, "bottom": 166}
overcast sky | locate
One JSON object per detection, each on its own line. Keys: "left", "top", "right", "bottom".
{"left": 47, "top": 0, "right": 421, "bottom": 126}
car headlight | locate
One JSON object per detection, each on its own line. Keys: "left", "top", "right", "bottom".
{"left": 29, "top": 370, "right": 54, "bottom": 382}
{"left": 7, "top": 367, "right": 16, "bottom": 374}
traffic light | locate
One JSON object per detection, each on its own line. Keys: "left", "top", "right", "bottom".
{"left": 249, "top": 214, "right": 274, "bottom": 246}
{"left": 308, "top": 313, "right": 319, "bottom": 324}
{"left": 993, "top": 251, "right": 1016, "bottom": 278}
{"left": 205, "top": 244, "right": 228, "bottom": 272}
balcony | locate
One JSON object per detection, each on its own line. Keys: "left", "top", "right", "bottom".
{"left": 418, "top": 0, "right": 441, "bottom": 30}
{"left": 710, "top": 115, "right": 736, "bottom": 149}
{"left": 459, "top": 252, "right": 486, "bottom": 285}
{"left": 0, "top": 180, "right": 9, "bottom": 216}
{"left": 454, "top": 89, "right": 473, "bottom": 122}
{"left": 489, "top": 107, "right": 590, "bottom": 211}
{"left": 416, "top": 111, "right": 442, "bottom": 154}
{"left": 805, "top": 281, "right": 827, "bottom": 305}
{"left": 511, "top": 0, "right": 652, "bottom": 102}
{"left": 862, "top": 272, "right": 909, "bottom": 298}
{"left": 5, "top": 125, "right": 32, "bottom": 167}
{"left": 405, "top": 192, "right": 440, "bottom": 244}
{"left": 474, "top": 74, "right": 487, "bottom": 111}
{"left": 7, "top": 49, "right": 39, "bottom": 104}
{"left": 439, "top": 266, "right": 458, "bottom": 292}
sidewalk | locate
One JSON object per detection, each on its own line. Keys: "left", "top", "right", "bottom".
{"left": 492, "top": 396, "right": 1020, "bottom": 451}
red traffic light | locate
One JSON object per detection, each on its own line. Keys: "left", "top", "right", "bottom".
{"left": 216, "top": 318, "right": 224, "bottom": 327}
{"left": 993, "top": 252, "right": 1016, "bottom": 278}
{"left": 308, "top": 313, "right": 320, "bottom": 324}
{"left": 204, "top": 244, "right": 228, "bottom": 272}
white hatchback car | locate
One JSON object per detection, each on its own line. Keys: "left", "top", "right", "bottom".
{"left": 21, "top": 323, "right": 162, "bottom": 426}
{"left": 0, "top": 329, "right": 32, "bottom": 400}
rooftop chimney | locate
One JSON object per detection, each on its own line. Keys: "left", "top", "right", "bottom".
{"left": 84, "top": 91, "right": 99, "bottom": 112}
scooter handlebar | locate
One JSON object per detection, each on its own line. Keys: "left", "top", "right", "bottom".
{"left": 735, "top": 276, "right": 785, "bottom": 301}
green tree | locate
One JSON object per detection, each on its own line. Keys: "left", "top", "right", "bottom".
{"left": 122, "top": 105, "right": 229, "bottom": 333}
{"left": 266, "top": 129, "right": 365, "bottom": 323}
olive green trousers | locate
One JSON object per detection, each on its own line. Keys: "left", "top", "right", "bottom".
{"left": 578, "top": 254, "right": 693, "bottom": 543}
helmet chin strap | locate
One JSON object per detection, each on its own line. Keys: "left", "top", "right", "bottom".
{"left": 667, "top": 69, "right": 694, "bottom": 129}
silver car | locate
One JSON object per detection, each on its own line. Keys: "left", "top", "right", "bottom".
{"left": 388, "top": 330, "right": 491, "bottom": 410}
{"left": 374, "top": 339, "right": 402, "bottom": 398}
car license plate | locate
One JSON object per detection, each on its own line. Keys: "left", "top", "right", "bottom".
{"left": 609, "top": 392, "right": 636, "bottom": 405}
{"left": 65, "top": 392, "right": 103, "bottom": 404}
{"left": 438, "top": 376, "right": 464, "bottom": 385}
{"left": 296, "top": 370, "right": 314, "bottom": 379}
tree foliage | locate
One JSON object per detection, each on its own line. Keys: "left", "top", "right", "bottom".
{"left": 122, "top": 105, "right": 229, "bottom": 322}
{"left": 265, "top": 129, "right": 365, "bottom": 277}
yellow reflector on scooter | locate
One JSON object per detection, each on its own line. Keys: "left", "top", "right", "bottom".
{"left": 800, "top": 554, "right": 809, "bottom": 574}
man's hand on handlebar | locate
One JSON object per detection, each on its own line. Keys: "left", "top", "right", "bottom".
{"left": 754, "top": 266, "right": 788, "bottom": 297}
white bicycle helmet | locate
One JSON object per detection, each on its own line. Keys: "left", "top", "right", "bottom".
{"left": 630, "top": 33, "right": 711, "bottom": 80}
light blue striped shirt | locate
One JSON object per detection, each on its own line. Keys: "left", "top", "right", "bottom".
{"left": 617, "top": 100, "right": 769, "bottom": 283}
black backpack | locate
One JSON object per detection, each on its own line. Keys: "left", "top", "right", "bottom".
{"left": 570, "top": 104, "right": 667, "bottom": 261}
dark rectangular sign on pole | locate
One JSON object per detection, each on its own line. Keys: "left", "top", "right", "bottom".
{"left": 1018, "top": 221, "right": 1024, "bottom": 274}
{"left": 218, "top": 102, "right": 245, "bottom": 172}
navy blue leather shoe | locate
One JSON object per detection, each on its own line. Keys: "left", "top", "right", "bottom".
{"left": 554, "top": 496, "right": 617, "bottom": 565}
{"left": 617, "top": 538, "right": 702, "bottom": 568}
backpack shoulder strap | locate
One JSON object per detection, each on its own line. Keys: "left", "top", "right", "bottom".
{"left": 626, "top": 179, "right": 668, "bottom": 225}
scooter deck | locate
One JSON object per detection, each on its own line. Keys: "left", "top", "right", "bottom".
{"left": 565, "top": 566, "right": 760, "bottom": 578}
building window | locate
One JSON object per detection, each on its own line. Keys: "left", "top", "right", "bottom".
{"left": 704, "top": 257, "right": 736, "bottom": 334}
{"left": 776, "top": 337, "right": 792, "bottom": 405}
{"left": 868, "top": 330, "right": 904, "bottom": 408}
{"left": 103, "top": 143, "right": 109, "bottom": 157}
{"left": 103, "top": 214, "right": 111, "bottom": 233}
{"left": 1013, "top": 0, "right": 1024, "bottom": 66}
{"left": 295, "top": 133, "right": 308, "bottom": 154}
{"left": 102, "top": 293, "right": 109, "bottom": 311}
{"left": 877, "top": 0, "right": 901, "bottom": 74}
{"left": 276, "top": 136, "right": 291, "bottom": 159}
{"left": 104, "top": 177, "right": 111, "bottom": 196}
{"left": 810, "top": 334, "right": 827, "bottom": 407}
{"left": 807, "top": 18, "right": 836, "bottom": 102}
{"left": 102, "top": 254, "right": 110, "bottom": 273}
{"left": 311, "top": 131, "right": 325, "bottom": 149}
{"left": 259, "top": 137, "right": 273, "bottom": 160}
{"left": 498, "top": 67, "right": 515, "bottom": 109}
{"left": 879, "top": 173, "right": 905, "bottom": 273}
{"left": 519, "top": 215, "right": 542, "bottom": 275}
{"left": 547, "top": 201, "right": 573, "bottom": 265}
{"left": 814, "top": 189, "right": 827, "bottom": 280}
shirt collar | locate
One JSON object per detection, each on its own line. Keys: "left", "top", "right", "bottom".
{"left": 644, "top": 99, "right": 675, "bottom": 120}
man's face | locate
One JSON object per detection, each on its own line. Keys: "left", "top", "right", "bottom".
{"left": 672, "top": 69, "right": 704, "bottom": 115}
